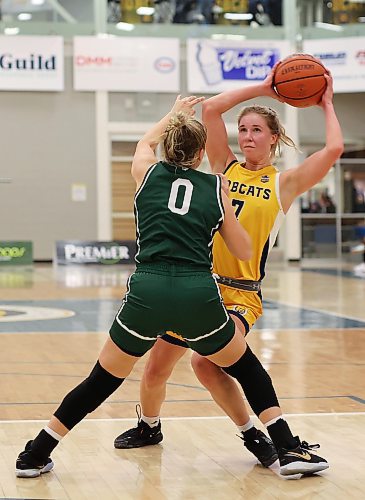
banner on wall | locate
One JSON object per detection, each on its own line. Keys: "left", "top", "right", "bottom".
{"left": 0, "top": 36, "right": 64, "bottom": 91}
{"left": 303, "top": 37, "right": 365, "bottom": 93}
{"left": 187, "top": 39, "right": 291, "bottom": 93}
{"left": 0, "top": 241, "right": 33, "bottom": 265}
{"left": 73, "top": 36, "right": 179, "bottom": 92}
{"left": 55, "top": 241, "right": 136, "bottom": 265}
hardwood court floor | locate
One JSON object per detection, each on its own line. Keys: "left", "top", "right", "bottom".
{"left": 0, "top": 262, "right": 364, "bottom": 499}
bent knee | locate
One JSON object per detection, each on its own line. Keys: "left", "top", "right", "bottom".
{"left": 191, "top": 353, "right": 222, "bottom": 387}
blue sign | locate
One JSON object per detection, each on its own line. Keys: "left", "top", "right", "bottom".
{"left": 196, "top": 42, "right": 280, "bottom": 85}
{"left": 218, "top": 48, "right": 280, "bottom": 81}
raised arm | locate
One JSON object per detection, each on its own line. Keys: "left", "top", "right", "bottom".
{"left": 218, "top": 189, "right": 252, "bottom": 261}
{"left": 280, "top": 72, "right": 344, "bottom": 212}
{"left": 202, "top": 70, "right": 281, "bottom": 174}
{"left": 132, "top": 95, "right": 205, "bottom": 189}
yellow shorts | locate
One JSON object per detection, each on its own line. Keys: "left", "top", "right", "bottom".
{"left": 220, "top": 284, "right": 262, "bottom": 333}
{"left": 162, "top": 283, "right": 262, "bottom": 347}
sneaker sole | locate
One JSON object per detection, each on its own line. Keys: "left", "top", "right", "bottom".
{"left": 114, "top": 434, "right": 163, "bottom": 449}
{"left": 15, "top": 460, "right": 54, "bottom": 478}
{"left": 280, "top": 461, "right": 329, "bottom": 476}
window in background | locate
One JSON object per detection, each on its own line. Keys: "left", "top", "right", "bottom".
{"left": 300, "top": 167, "right": 336, "bottom": 214}
{"left": 342, "top": 165, "right": 365, "bottom": 214}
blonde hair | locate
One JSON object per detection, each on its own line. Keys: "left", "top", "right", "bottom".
{"left": 237, "top": 105, "right": 296, "bottom": 158}
{"left": 162, "top": 112, "right": 207, "bottom": 169}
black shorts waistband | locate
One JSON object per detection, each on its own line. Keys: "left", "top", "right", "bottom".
{"left": 214, "top": 274, "right": 261, "bottom": 292}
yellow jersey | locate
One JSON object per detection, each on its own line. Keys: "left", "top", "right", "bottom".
{"left": 213, "top": 160, "right": 284, "bottom": 283}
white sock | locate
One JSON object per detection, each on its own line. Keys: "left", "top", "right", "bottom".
{"left": 264, "top": 416, "right": 284, "bottom": 428}
{"left": 44, "top": 425, "right": 63, "bottom": 441}
{"left": 236, "top": 419, "right": 254, "bottom": 434}
{"left": 141, "top": 414, "right": 160, "bottom": 428}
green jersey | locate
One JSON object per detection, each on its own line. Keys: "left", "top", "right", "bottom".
{"left": 134, "top": 161, "right": 224, "bottom": 268}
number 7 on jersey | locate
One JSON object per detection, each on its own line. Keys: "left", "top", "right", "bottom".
{"left": 232, "top": 198, "right": 245, "bottom": 218}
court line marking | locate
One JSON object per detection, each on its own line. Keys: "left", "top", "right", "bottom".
{"left": 1, "top": 412, "right": 365, "bottom": 424}
{"left": 1, "top": 395, "right": 364, "bottom": 406}
{"left": 1, "top": 296, "right": 365, "bottom": 330}
{"left": 264, "top": 297, "right": 365, "bottom": 324}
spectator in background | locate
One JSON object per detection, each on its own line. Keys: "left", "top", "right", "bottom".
{"left": 173, "top": 0, "right": 195, "bottom": 23}
{"left": 303, "top": 190, "right": 336, "bottom": 214}
{"left": 154, "top": 0, "right": 176, "bottom": 23}
{"left": 354, "top": 190, "right": 365, "bottom": 213}
{"left": 319, "top": 191, "right": 336, "bottom": 213}
{"left": 269, "top": 0, "right": 282, "bottom": 26}
{"left": 197, "top": 0, "right": 215, "bottom": 24}
{"left": 249, "top": 0, "right": 271, "bottom": 26}
{"left": 173, "top": 0, "right": 212, "bottom": 23}
{"left": 107, "top": 0, "right": 121, "bottom": 23}
{"left": 249, "top": 0, "right": 282, "bottom": 26}
{"left": 353, "top": 222, "right": 365, "bottom": 277}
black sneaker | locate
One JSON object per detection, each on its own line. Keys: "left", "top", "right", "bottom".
{"left": 15, "top": 440, "right": 54, "bottom": 478}
{"left": 114, "top": 405, "right": 163, "bottom": 449}
{"left": 239, "top": 429, "right": 278, "bottom": 467}
{"left": 279, "top": 437, "right": 329, "bottom": 476}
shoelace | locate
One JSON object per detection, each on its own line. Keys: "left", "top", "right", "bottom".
{"left": 135, "top": 403, "right": 142, "bottom": 423}
{"left": 127, "top": 403, "right": 143, "bottom": 431}
{"left": 236, "top": 431, "right": 265, "bottom": 443}
{"left": 301, "top": 440, "right": 320, "bottom": 451}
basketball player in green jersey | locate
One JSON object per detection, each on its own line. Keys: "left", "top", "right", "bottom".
{"left": 114, "top": 67, "right": 343, "bottom": 477}
{"left": 15, "top": 94, "right": 254, "bottom": 478}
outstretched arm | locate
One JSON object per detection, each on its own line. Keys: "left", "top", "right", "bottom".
{"left": 280, "top": 72, "right": 344, "bottom": 212}
{"left": 132, "top": 95, "right": 205, "bottom": 188}
{"left": 202, "top": 67, "right": 282, "bottom": 173}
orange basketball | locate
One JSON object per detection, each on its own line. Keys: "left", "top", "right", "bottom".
{"left": 273, "top": 54, "right": 327, "bottom": 108}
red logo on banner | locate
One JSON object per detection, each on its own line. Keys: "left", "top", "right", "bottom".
{"left": 154, "top": 57, "right": 175, "bottom": 73}
{"left": 356, "top": 51, "right": 365, "bottom": 65}
{"left": 75, "top": 56, "right": 113, "bottom": 66}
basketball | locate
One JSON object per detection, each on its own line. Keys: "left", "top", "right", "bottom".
{"left": 273, "top": 54, "right": 327, "bottom": 108}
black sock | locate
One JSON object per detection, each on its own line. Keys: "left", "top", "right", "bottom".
{"left": 267, "top": 418, "right": 297, "bottom": 450}
{"left": 30, "top": 429, "right": 59, "bottom": 462}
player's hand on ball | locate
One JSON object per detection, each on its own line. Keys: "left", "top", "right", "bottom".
{"left": 262, "top": 63, "right": 285, "bottom": 102}
{"left": 318, "top": 72, "right": 333, "bottom": 109}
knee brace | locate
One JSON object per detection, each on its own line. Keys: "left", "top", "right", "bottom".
{"left": 54, "top": 361, "right": 124, "bottom": 430}
{"left": 222, "top": 346, "right": 279, "bottom": 416}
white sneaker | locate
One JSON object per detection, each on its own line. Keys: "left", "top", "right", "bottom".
{"left": 351, "top": 244, "right": 365, "bottom": 253}
{"left": 353, "top": 262, "right": 365, "bottom": 277}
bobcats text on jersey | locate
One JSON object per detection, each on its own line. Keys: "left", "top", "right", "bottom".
{"left": 228, "top": 180, "right": 271, "bottom": 199}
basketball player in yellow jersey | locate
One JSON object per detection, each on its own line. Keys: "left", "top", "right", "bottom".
{"left": 212, "top": 159, "right": 283, "bottom": 332}
{"left": 114, "top": 66, "right": 344, "bottom": 477}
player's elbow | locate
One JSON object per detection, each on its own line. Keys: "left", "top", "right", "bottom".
{"left": 333, "top": 143, "right": 344, "bottom": 159}
{"left": 202, "top": 100, "right": 218, "bottom": 120}
{"left": 327, "top": 143, "right": 344, "bottom": 161}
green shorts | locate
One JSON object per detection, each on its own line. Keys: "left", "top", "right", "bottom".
{"left": 109, "top": 263, "right": 235, "bottom": 357}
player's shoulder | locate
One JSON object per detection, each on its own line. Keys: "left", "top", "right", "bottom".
{"left": 224, "top": 159, "right": 240, "bottom": 175}
{"left": 192, "top": 168, "right": 218, "bottom": 184}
